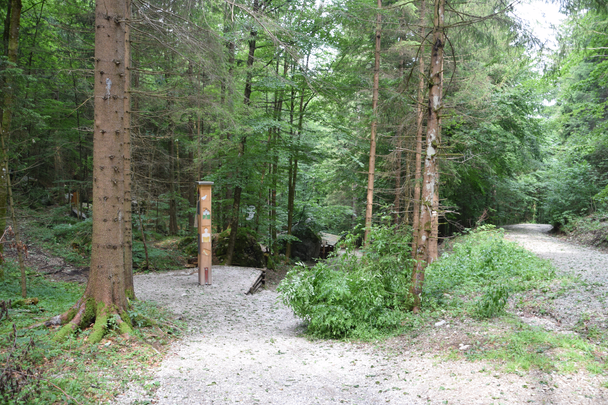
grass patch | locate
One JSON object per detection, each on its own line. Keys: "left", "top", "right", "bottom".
{"left": 0, "top": 260, "right": 182, "bottom": 404}
{"left": 464, "top": 320, "right": 608, "bottom": 375}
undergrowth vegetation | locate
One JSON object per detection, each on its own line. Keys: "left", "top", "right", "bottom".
{"left": 278, "top": 224, "right": 415, "bottom": 339}
{"left": 21, "top": 205, "right": 183, "bottom": 270}
{"left": 463, "top": 320, "right": 608, "bottom": 375}
{"left": 561, "top": 211, "right": 608, "bottom": 249}
{"left": 424, "top": 225, "right": 556, "bottom": 317}
{"left": 0, "top": 261, "right": 182, "bottom": 404}
{"left": 279, "top": 225, "right": 557, "bottom": 339}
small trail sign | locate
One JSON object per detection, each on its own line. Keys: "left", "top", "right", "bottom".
{"left": 196, "top": 181, "right": 214, "bottom": 285}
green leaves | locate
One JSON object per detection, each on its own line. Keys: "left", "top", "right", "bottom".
{"left": 423, "top": 227, "right": 556, "bottom": 316}
{"left": 278, "top": 224, "right": 414, "bottom": 339}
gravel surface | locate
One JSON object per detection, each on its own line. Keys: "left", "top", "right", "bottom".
{"left": 503, "top": 224, "right": 608, "bottom": 331}
{"left": 115, "top": 225, "right": 608, "bottom": 404}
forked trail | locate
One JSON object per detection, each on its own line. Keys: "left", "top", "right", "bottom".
{"left": 115, "top": 225, "right": 608, "bottom": 404}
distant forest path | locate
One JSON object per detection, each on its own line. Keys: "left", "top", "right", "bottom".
{"left": 502, "top": 224, "right": 608, "bottom": 331}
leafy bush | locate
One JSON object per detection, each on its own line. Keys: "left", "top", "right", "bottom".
{"left": 214, "top": 227, "right": 265, "bottom": 267}
{"left": 278, "top": 224, "right": 414, "bottom": 339}
{"left": 423, "top": 226, "right": 555, "bottom": 314}
{"left": 132, "top": 241, "right": 183, "bottom": 270}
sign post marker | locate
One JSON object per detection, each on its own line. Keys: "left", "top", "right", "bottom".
{"left": 196, "top": 181, "right": 214, "bottom": 285}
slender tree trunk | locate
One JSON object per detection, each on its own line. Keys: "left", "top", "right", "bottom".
{"left": 411, "top": 0, "right": 426, "bottom": 258}
{"left": 55, "top": 0, "right": 133, "bottom": 343}
{"left": 2, "top": 130, "right": 27, "bottom": 296}
{"left": 285, "top": 88, "right": 300, "bottom": 260}
{"left": 393, "top": 51, "right": 406, "bottom": 225}
{"left": 269, "top": 55, "right": 287, "bottom": 255}
{"left": 138, "top": 204, "right": 150, "bottom": 270}
{"left": 187, "top": 118, "right": 195, "bottom": 230}
{"left": 411, "top": 0, "right": 444, "bottom": 312}
{"left": 364, "top": 0, "right": 382, "bottom": 245}
{"left": 0, "top": 0, "right": 22, "bottom": 262}
{"left": 226, "top": 0, "right": 259, "bottom": 265}
{"left": 286, "top": 55, "right": 309, "bottom": 259}
{"left": 168, "top": 137, "right": 178, "bottom": 235}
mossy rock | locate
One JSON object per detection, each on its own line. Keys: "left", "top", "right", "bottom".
{"left": 214, "top": 227, "right": 265, "bottom": 268}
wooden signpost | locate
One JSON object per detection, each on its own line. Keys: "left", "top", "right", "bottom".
{"left": 197, "top": 181, "right": 214, "bottom": 285}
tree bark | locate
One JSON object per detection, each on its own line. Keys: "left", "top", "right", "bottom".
{"left": 0, "top": 0, "right": 22, "bottom": 261}
{"left": 411, "top": 0, "right": 444, "bottom": 312}
{"left": 168, "top": 137, "right": 178, "bottom": 235}
{"left": 286, "top": 88, "right": 306, "bottom": 259}
{"left": 411, "top": 0, "right": 426, "bottom": 258}
{"left": 364, "top": 0, "right": 382, "bottom": 245}
{"left": 123, "top": 0, "right": 134, "bottom": 299}
{"left": 0, "top": 0, "right": 23, "bottom": 288}
{"left": 55, "top": 0, "right": 133, "bottom": 343}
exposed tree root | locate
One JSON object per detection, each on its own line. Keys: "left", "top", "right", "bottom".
{"left": 52, "top": 298, "right": 133, "bottom": 344}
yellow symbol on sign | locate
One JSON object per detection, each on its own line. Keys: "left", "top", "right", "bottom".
{"left": 202, "top": 228, "right": 211, "bottom": 243}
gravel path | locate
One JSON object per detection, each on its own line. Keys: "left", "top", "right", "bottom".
{"left": 503, "top": 224, "right": 608, "bottom": 331}
{"left": 115, "top": 225, "right": 608, "bottom": 405}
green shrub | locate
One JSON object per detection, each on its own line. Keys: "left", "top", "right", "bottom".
{"left": 214, "top": 227, "right": 265, "bottom": 267}
{"left": 278, "top": 224, "right": 414, "bottom": 339}
{"left": 423, "top": 226, "right": 555, "bottom": 315}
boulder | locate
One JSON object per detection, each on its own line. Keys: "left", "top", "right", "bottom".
{"left": 290, "top": 226, "right": 322, "bottom": 261}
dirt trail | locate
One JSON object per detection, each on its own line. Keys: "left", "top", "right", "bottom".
{"left": 114, "top": 226, "right": 608, "bottom": 405}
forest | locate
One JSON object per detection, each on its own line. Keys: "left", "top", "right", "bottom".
{"left": 1, "top": 0, "right": 608, "bottom": 402}
{"left": 0, "top": 0, "right": 606, "bottom": 261}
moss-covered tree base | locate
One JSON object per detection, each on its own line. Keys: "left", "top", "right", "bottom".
{"left": 53, "top": 297, "right": 133, "bottom": 344}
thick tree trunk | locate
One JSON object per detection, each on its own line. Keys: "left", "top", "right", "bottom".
{"left": 123, "top": 0, "right": 134, "bottom": 299}
{"left": 364, "top": 0, "right": 382, "bottom": 245}
{"left": 55, "top": 0, "right": 132, "bottom": 343}
{"left": 411, "top": 0, "right": 426, "bottom": 257}
{"left": 411, "top": 0, "right": 444, "bottom": 312}
{"left": 0, "top": 0, "right": 22, "bottom": 261}
{"left": 0, "top": 0, "right": 24, "bottom": 288}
